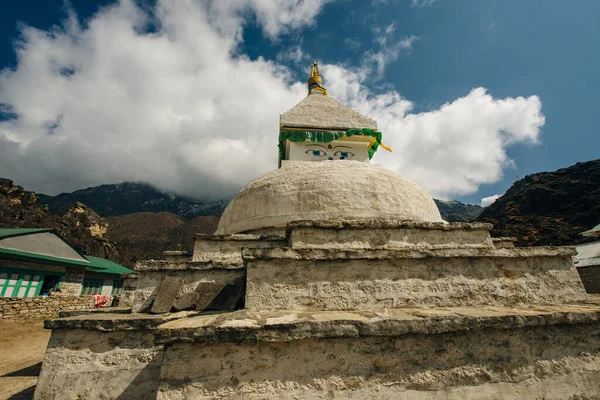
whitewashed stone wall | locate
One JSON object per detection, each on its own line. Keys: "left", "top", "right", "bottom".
{"left": 244, "top": 247, "right": 587, "bottom": 311}
{"left": 154, "top": 308, "right": 600, "bottom": 399}
{"left": 35, "top": 329, "right": 163, "bottom": 399}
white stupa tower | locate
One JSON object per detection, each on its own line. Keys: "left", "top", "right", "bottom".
{"left": 278, "top": 61, "right": 390, "bottom": 165}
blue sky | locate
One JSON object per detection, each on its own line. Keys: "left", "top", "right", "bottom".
{"left": 0, "top": 0, "right": 598, "bottom": 205}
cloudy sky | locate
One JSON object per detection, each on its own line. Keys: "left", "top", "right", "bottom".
{"left": 0, "top": 0, "right": 598, "bottom": 206}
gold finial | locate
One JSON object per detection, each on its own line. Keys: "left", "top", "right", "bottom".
{"left": 307, "top": 61, "right": 327, "bottom": 96}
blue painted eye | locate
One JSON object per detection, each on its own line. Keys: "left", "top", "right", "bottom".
{"left": 334, "top": 151, "right": 355, "bottom": 159}
{"left": 305, "top": 149, "right": 327, "bottom": 156}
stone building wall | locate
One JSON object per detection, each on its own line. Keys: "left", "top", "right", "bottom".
{"left": 0, "top": 295, "right": 94, "bottom": 319}
{"left": 60, "top": 268, "right": 85, "bottom": 296}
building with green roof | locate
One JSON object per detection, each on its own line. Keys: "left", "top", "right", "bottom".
{"left": 0, "top": 228, "right": 133, "bottom": 298}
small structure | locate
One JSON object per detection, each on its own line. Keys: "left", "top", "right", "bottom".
{"left": 34, "top": 64, "right": 600, "bottom": 399}
{"left": 574, "top": 222, "right": 600, "bottom": 293}
{"left": 278, "top": 61, "right": 390, "bottom": 165}
{"left": 0, "top": 228, "right": 133, "bottom": 298}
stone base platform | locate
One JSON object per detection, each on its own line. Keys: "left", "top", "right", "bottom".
{"left": 35, "top": 303, "right": 600, "bottom": 399}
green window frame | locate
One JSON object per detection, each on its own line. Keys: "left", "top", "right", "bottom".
{"left": 111, "top": 280, "right": 124, "bottom": 296}
{"left": 0, "top": 267, "right": 51, "bottom": 298}
{"left": 81, "top": 278, "right": 104, "bottom": 295}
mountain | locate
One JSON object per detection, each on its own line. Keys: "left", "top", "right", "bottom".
{"left": 0, "top": 178, "right": 121, "bottom": 262}
{"left": 106, "top": 213, "right": 219, "bottom": 264}
{"left": 38, "top": 181, "right": 482, "bottom": 222}
{"left": 476, "top": 159, "right": 600, "bottom": 246}
{"left": 434, "top": 199, "right": 483, "bottom": 222}
{"left": 38, "top": 182, "right": 228, "bottom": 218}
{"left": 10, "top": 179, "right": 484, "bottom": 265}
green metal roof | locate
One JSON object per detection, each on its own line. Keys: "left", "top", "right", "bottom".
{"left": 0, "top": 228, "right": 53, "bottom": 239}
{"left": 0, "top": 247, "right": 93, "bottom": 268}
{"left": 85, "top": 256, "right": 134, "bottom": 275}
{"left": 582, "top": 223, "right": 600, "bottom": 237}
{"left": 0, "top": 228, "right": 133, "bottom": 275}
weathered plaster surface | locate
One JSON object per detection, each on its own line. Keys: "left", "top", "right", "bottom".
{"left": 156, "top": 308, "right": 600, "bottom": 399}
{"left": 216, "top": 161, "right": 444, "bottom": 235}
{"left": 35, "top": 305, "right": 600, "bottom": 399}
{"left": 34, "top": 329, "right": 164, "bottom": 400}
{"left": 279, "top": 92, "right": 378, "bottom": 131}
{"left": 131, "top": 262, "right": 243, "bottom": 313}
{"left": 162, "top": 251, "right": 192, "bottom": 262}
{"left": 288, "top": 224, "right": 494, "bottom": 250}
{"left": 192, "top": 234, "right": 285, "bottom": 263}
{"left": 155, "top": 305, "right": 600, "bottom": 343}
{"left": 244, "top": 247, "right": 586, "bottom": 311}
{"left": 492, "top": 237, "right": 517, "bottom": 249}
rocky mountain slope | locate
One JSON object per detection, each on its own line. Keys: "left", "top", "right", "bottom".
{"left": 107, "top": 213, "right": 219, "bottom": 264}
{"left": 38, "top": 182, "right": 228, "bottom": 218}
{"left": 3, "top": 177, "right": 485, "bottom": 265}
{"left": 476, "top": 159, "right": 600, "bottom": 246}
{"left": 434, "top": 199, "right": 483, "bottom": 222}
{"left": 1, "top": 178, "right": 221, "bottom": 266}
{"left": 0, "top": 178, "right": 120, "bottom": 262}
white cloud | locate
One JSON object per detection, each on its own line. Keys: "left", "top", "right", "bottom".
{"left": 0, "top": 0, "right": 545, "bottom": 202}
{"left": 411, "top": 0, "right": 440, "bottom": 6}
{"left": 320, "top": 64, "right": 544, "bottom": 199}
{"left": 276, "top": 43, "right": 310, "bottom": 65}
{"left": 481, "top": 194, "right": 502, "bottom": 207}
{"left": 344, "top": 37, "right": 362, "bottom": 51}
{"left": 364, "top": 22, "right": 418, "bottom": 79}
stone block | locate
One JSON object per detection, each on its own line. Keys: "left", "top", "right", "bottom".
{"left": 169, "top": 279, "right": 245, "bottom": 312}
{"left": 173, "top": 292, "right": 200, "bottom": 312}
{"left": 202, "top": 278, "right": 244, "bottom": 311}
{"left": 151, "top": 276, "right": 185, "bottom": 314}
{"left": 131, "top": 268, "right": 244, "bottom": 313}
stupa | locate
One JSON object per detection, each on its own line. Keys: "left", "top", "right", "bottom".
{"left": 35, "top": 63, "right": 600, "bottom": 399}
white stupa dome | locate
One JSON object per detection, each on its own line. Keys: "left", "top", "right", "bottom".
{"left": 216, "top": 161, "right": 444, "bottom": 235}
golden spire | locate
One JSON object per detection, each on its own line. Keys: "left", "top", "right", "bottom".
{"left": 307, "top": 61, "right": 327, "bottom": 96}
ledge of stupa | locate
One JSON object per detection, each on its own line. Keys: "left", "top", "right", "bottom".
{"left": 134, "top": 259, "right": 244, "bottom": 271}
{"left": 242, "top": 245, "right": 577, "bottom": 261}
{"left": 285, "top": 219, "right": 495, "bottom": 250}
{"left": 155, "top": 304, "right": 600, "bottom": 344}
{"left": 41, "top": 302, "right": 600, "bottom": 338}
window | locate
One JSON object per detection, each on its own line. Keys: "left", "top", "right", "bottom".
{"left": 111, "top": 280, "right": 124, "bottom": 296}
{"left": 0, "top": 269, "right": 45, "bottom": 298}
{"left": 40, "top": 275, "right": 62, "bottom": 296}
{"left": 81, "top": 278, "right": 104, "bottom": 295}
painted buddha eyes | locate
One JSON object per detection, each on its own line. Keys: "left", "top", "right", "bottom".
{"left": 306, "top": 149, "right": 327, "bottom": 156}
{"left": 305, "top": 147, "right": 355, "bottom": 159}
{"left": 334, "top": 151, "right": 354, "bottom": 159}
